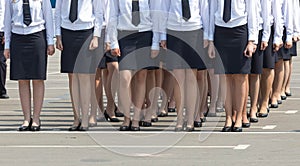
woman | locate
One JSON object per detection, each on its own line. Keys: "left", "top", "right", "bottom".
{"left": 108, "top": 0, "right": 161, "bottom": 131}
{"left": 55, "top": 0, "right": 104, "bottom": 131}
{"left": 4, "top": 0, "right": 55, "bottom": 131}
{"left": 161, "top": 0, "right": 209, "bottom": 131}
{"left": 208, "top": 0, "right": 258, "bottom": 132}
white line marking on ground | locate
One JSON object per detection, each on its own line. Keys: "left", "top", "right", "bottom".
{"left": 286, "top": 98, "right": 300, "bottom": 100}
{"left": 6, "top": 88, "right": 69, "bottom": 90}
{"left": 0, "top": 145, "right": 248, "bottom": 150}
{"left": 285, "top": 110, "right": 298, "bottom": 114}
{"left": 2, "top": 98, "right": 61, "bottom": 100}
{"left": 233, "top": 144, "right": 250, "bottom": 150}
{"left": 0, "top": 131, "right": 298, "bottom": 134}
{"left": 262, "top": 125, "right": 277, "bottom": 130}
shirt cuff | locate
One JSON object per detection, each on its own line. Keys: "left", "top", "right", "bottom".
{"left": 93, "top": 28, "right": 102, "bottom": 37}
{"left": 160, "top": 33, "right": 166, "bottom": 41}
{"left": 151, "top": 43, "right": 160, "bottom": 50}
{"left": 4, "top": 42, "right": 9, "bottom": 49}
{"left": 248, "top": 34, "right": 258, "bottom": 44}
{"left": 111, "top": 41, "right": 119, "bottom": 50}
{"left": 273, "top": 37, "right": 282, "bottom": 45}
{"left": 261, "top": 36, "right": 269, "bottom": 43}
{"left": 286, "top": 35, "right": 293, "bottom": 43}
{"left": 47, "top": 38, "right": 54, "bottom": 46}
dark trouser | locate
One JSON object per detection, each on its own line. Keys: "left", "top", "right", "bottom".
{"left": 0, "top": 42, "right": 7, "bottom": 95}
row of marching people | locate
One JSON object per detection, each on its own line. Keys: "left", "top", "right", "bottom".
{"left": 1, "top": 0, "right": 299, "bottom": 132}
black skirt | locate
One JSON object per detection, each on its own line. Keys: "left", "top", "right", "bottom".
{"left": 290, "top": 42, "right": 297, "bottom": 56}
{"left": 10, "top": 30, "right": 47, "bottom": 80}
{"left": 166, "top": 29, "right": 206, "bottom": 70}
{"left": 118, "top": 31, "right": 158, "bottom": 71}
{"left": 214, "top": 24, "right": 251, "bottom": 74}
{"left": 277, "top": 27, "right": 291, "bottom": 61}
{"left": 251, "top": 30, "right": 264, "bottom": 74}
{"left": 263, "top": 26, "right": 276, "bottom": 69}
{"left": 61, "top": 28, "right": 103, "bottom": 74}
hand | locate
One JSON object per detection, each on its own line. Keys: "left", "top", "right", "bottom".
{"left": 111, "top": 48, "right": 121, "bottom": 57}
{"left": 284, "top": 41, "right": 293, "bottom": 49}
{"left": 260, "top": 41, "right": 268, "bottom": 51}
{"left": 273, "top": 43, "right": 281, "bottom": 52}
{"left": 105, "top": 42, "right": 111, "bottom": 52}
{"left": 47, "top": 45, "right": 55, "bottom": 56}
{"left": 244, "top": 41, "right": 256, "bottom": 58}
{"left": 3, "top": 49, "right": 10, "bottom": 59}
{"left": 151, "top": 50, "right": 159, "bottom": 59}
{"left": 160, "top": 40, "right": 167, "bottom": 50}
{"left": 293, "top": 36, "right": 300, "bottom": 42}
{"left": 89, "top": 36, "right": 98, "bottom": 50}
{"left": 1, "top": 37, "right": 4, "bottom": 45}
{"left": 56, "top": 36, "right": 63, "bottom": 51}
{"left": 203, "top": 40, "right": 209, "bottom": 48}
{"left": 208, "top": 41, "right": 215, "bottom": 59}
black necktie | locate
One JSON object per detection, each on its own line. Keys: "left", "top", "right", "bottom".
{"left": 23, "top": 0, "right": 32, "bottom": 26}
{"left": 69, "top": 0, "right": 78, "bottom": 23}
{"left": 182, "top": 0, "right": 191, "bottom": 21}
{"left": 223, "top": 0, "right": 231, "bottom": 23}
{"left": 132, "top": 0, "right": 140, "bottom": 26}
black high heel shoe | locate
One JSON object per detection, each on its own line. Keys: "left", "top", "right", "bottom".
{"left": 285, "top": 92, "right": 292, "bottom": 97}
{"left": 114, "top": 104, "right": 124, "bottom": 117}
{"left": 78, "top": 126, "right": 89, "bottom": 131}
{"left": 18, "top": 118, "right": 32, "bottom": 131}
{"left": 281, "top": 95, "right": 287, "bottom": 100}
{"left": 120, "top": 121, "right": 131, "bottom": 131}
{"left": 130, "top": 121, "right": 140, "bottom": 131}
{"left": 69, "top": 122, "right": 81, "bottom": 131}
{"left": 232, "top": 127, "right": 243, "bottom": 132}
{"left": 157, "top": 111, "right": 168, "bottom": 117}
{"left": 104, "top": 111, "right": 120, "bottom": 122}
{"left": 139, "top": 121, "right": 152, "bottom": 127}
{"left": 221, "top": 126, "right": 232, "bottom": 132}
{"left": 194, "top": 121, "right": 202, "bottom": 127}
{"left": 31, "top": 119, "right": 41, "bottom": 132}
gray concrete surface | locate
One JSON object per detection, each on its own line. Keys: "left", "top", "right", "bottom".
{"left": 0, "top": 47, "right": 300, "bottom": 166}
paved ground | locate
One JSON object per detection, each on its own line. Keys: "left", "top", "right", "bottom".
{"left": 0, "top": 46, "right": 300, "bottom": 166}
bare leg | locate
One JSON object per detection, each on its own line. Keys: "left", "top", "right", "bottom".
{"left": 69, "top": 74, "right": 81, "bottom": 126}
{"left": 224, "top": 75, "right": 232, "bottom": 127}
{"left": 32, "top": 80, "right": 45, "bottom": 126}
{"left": 242, "top": 77, "right": 249, "bottom": 124}
{"left": 285, "top": 58, "right": 292, "bottom": 94}
{"left": 173, "top": 69, "right": 185, "bottom": 128}
{"left": 198, "top": 70, "right": 208, "bottom": 121}
{"left": 144, "top": 70, "right": 156, "bottom": 122}
{"left": 217, "top": 75, "right": 226, "bottom": 110}
{"left": 249, "top": 74, "right": 260, "bottom": 120}
{"left": 259, "top": 68, "right": 274, "bottom": 114}
{"left": 18, "top": 80, "right": 31, "bottom": 126}
{"left": 78, "top": 74, "right": 92, "bottom": 128}
{"left": 271, "top": 59, "right": 284, "bottom": 104}
{"left": 208, "top": 69, "right": 218, "bottom": 114}
{"left": 95, "top": 69, "right": 104, "bottom": 119}
{"left": 132, "top": 69, "right": 148, "bottom": 127}
{"left": 105, "top": 62, "right": 119, "bottom": 118}
{"left": 233, "top": 74, "right": 248, "bottom": 128}
{"left": 159, "top": 69, "right": 174, "bottom": 114}
{"left": 119, "top": 70, "right": 132, "bottom": 126}
{"left": 89, "top": 73, "right": 98, "bottom": 125}
{"left": 281, "top": 60, "right": 290, "bottom": 97}
{"left": 185, "top": 69, "right": 198, "bottom": 128}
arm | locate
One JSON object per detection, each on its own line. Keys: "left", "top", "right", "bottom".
{"left": 200, "top": 0, "right": 210, "bottom": 48}
{"left": 107, "top": 0, "right": 119, "bottom": 51}
{"left": 293, "top": 0, "right": 300, "bottom": 40}
{"left": 272, "top": 0, "right": 284, "bottom": 47}
{"left": 208, "top": 0, "right": 217, "bottom": 58}
{"left": 150, "top": 0, "right": 160, "bottom": 51}
{"left": 3, "top": 1, "right": 11, "bottom": 59}
{"left": 262, "top": 0, "right": 272, "bottom": 43}
{"left": 89, "top": 0, "right": 104, "bottom": 50}
{"left": 42, "top": 0, "right": 55, "bottom": 55}
{"left": 160, "top": 0, "right": 170, "bottom": 49}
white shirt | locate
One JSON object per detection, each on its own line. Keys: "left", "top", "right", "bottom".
{"left": 107, "top": 0, "right": 161, "bottom": 50}
{"left": 209, "top": 0, "right": 259, "bottom": 43}
{"left": 55, "top": 0, "right": 103, "bottom": 37}
{"left": 0, "top": 0, "right": 4, "bottom": 32}
{"left": 293, "top": 0, "right": 300, "bottom": 37}
{"left": 273, "top": 0, "right": 293, "bottom": 44}
{"left": 261, "top": 0, "right": 274, "bottom": 42}
{"left": 4, "top": 0, "right": 54, "bottom": 49}
{"left": 161, "top": 0, "right": 209, "bottom": 40}
{"left": 103, "top": 0, "right": 110, "bottom": 43}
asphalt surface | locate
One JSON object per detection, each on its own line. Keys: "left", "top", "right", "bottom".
{"left": 0, "top": 46, "right": 300, "bottom": 166}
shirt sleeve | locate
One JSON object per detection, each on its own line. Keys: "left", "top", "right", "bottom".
{"left": 261, "top": 0, "right": 272, "bottom": 42}
{"left": 208, "top": 0, "right": 216, "bottom": 41}
{"left": 246, "top": 0, "right": 259, "bottom": 43}
{"left": 42, "top": 0, "right": 54, "bottom": 46}
{"left": 150, "top": 0, "right": 161, "bottom": 50}
{"left": 160, "top": 0, "right": 171, "bottom": 41}
{"left": 107, "top": 0, "right": 119, "bottom": 49}
{"left": 93, "top": 0, "right": 103, "bottom": 37}
{"left": 200, "top": 0, "right": 209, "bottom": 40}
{"left": 272, "top": 0, "right": 284, "bottom": 44}
{"left": 0, "top": 0, "right": 5, "bottom": 32}
{"left": 283, "top": 0, "right": 293, "bottom": 43}
{"left": 4, "top": 1, "right": 11, "bottom": 49}
{"left": 293, "top": 0, "right": 300, "bottom": 38}
{"left": 54, "top": 0, "right": 61, "bottom": 36}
